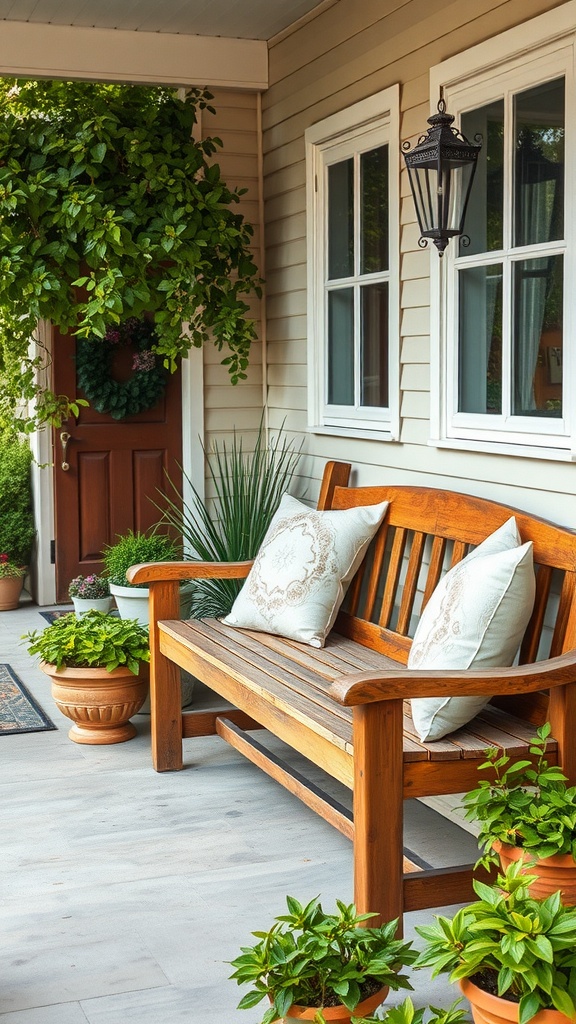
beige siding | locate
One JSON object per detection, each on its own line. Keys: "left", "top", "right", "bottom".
{"left": 198, "top": 88, "right": 264, "bottom": 472}
{"left": 262, "top": 0, "right": 576, "bottom": 523}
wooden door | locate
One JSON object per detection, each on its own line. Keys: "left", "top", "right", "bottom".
{"left": 52, "top": 327, "right": 183, "bottom": 602}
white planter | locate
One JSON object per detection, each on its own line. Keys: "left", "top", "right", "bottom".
{"left": 109, "top": 583, "right": 149, "bottom": 625}
{"left": 71, "top": 595, "right": 113, "bottom": 617}
{"left": 109, "top": 582, "right": 195, "bottom": 711}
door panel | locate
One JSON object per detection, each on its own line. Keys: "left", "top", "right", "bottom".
{"left": 52, "top": 326, "right": 183, "bottom": 602}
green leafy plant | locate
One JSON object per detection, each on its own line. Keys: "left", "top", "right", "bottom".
{"left": 0, "top": 556, "right": 26, "bottom": 579}
{"left": 68, "top": 574, "right": 110, "bottom": 599}
{"left": 414, "top": 861, "right": 576, "bottom": 1024}
{"left": 352, "top": 995, "right": 469, "bottom": 1024}
{"left": 229, "top": 895, "right": 416, "bottom": 1024}
{"left": 102, "top": 530, "right": 179, "bottom": 588}
{"left": 157, "top": 420, "right": 302, "bottom": 618}
{"left": 461, "top": 723, "right": 576, "bottom": 868}
{"left": 0, "top": 426, "right": 35, "bottom": 565}
{"left": 0, "top": 79, "right": 261, "bottom": 430}
{"left": 23, "top": 610, "right": 150, "bottom": 674}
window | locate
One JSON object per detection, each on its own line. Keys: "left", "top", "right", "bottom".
{"left": 306, "top": 87, "right": 400, "bottom": 439}
{"left": 431, "top": 7, "right": 576, "bottom": 457}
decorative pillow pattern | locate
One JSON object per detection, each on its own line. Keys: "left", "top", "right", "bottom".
{"left": 410, "top": 518, "right": 535, "bottom": 741}
{"left": 223, "top": 493, "right": 389, "bottom": 648}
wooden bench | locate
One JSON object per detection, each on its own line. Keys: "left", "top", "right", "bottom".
{"left": 128, "top": 461, "right": 576, "bottom": 927}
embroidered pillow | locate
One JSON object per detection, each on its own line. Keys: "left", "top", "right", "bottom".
{"left": 223, "top": 493, "right": 389, "bottom": 648}
{"left": 410, "top": 519, "right": 535, "bottom": 741}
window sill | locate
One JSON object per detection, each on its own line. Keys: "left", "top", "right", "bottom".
{"left": 431, "top": 437, "right": 576, "bottom": 463}
{"left": 307, "top": 425, "right": 399, "bottom": 443}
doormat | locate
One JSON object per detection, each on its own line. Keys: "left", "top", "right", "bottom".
{"left": 39, "top": 609, "right": 73, "bottom": 625}
{"left": 0, "top": 665, "right": 56, "bottom": 735}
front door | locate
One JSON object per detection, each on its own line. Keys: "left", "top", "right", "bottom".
{"left": 52, "top": 326, "right": 183, "bottom": 602}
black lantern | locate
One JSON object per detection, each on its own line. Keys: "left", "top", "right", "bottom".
{"left": 403, "top": 97, "right": 482, "bottom": 256}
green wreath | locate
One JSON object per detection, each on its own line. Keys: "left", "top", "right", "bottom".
{"left": 75, "top": 318, "right": 168, "bottom": 420}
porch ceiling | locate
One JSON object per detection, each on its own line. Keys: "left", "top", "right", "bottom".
{"left": 0, "top": 0, "right": 329, "bottom": 41}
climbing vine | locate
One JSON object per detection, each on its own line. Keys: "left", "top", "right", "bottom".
{"left": 0, "top": 79, "right": 261, "bottom": 430}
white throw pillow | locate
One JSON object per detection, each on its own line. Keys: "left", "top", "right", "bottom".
{"left": 223, "top": 493, "right": 389, "bottom": 648}
{"left": 410, "top": 520, "right": 535, "bottom": 741}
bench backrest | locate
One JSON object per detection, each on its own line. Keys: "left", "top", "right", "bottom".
{"left": 321, "top": 465, "right": 576, "bottom": 725}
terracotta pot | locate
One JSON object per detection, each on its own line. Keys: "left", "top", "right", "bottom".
{"left": 460, "top": 977, "right": 571, "bottom": 1024}
{"left": 282, "top": 985, "right": 387, "bottom": 1022}
{"left": 40, "top": 660, "right": 148, "bottom": 745}
{"left": 0, "top": 575, "right": 24, "bottom": 610}
{"left": 494, "top": 841, "right": 576, "bottom": 904}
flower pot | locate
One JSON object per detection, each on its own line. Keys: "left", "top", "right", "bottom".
{"left": 71, "top": 596, "right": 113, "bottom": 617}
{"left": 40, "top": 660, "right": 148, "bottom": 745}
{"left": 494, "top": 841, "right": 576, "bottom": 904}
{"left": 109, "top": 583, "right": 149, "bottom": 625}
{"left": 460, "top": 977, "right": 571, "bottom": 1024}
{"left": 0, "top": 575, "right": 24, "bottom": 610}
{"left": 282, "top": 986, "right": 388, "bottom": 1022}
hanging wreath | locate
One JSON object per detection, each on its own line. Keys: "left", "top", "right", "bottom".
{"left": 75, "top": 317, "right": 168, "bottom": 420}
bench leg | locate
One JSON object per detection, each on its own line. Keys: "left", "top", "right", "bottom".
{"left": 353, "top": 698, "right": 404, "bottom": 931}
{"left": 149, "top": 582, "right": 183, "bottom": 772}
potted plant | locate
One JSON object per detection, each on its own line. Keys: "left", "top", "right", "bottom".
{"left": 68, "top": 574, "right": 112, "bottom": 616}
{"left": 461, "top": 722, "right": 576, "bottom": 901}
{"left": 414, "top": 861, "right": 576, "bottom": 1024}
{"left": 102, "top": 529, "right": 180, "bottom": 624}
{"left": 229, "top": 895, "right": 416, "bottom": 1024}
{"left": 0, "top": 426, "right": 35, "bottom": 610}
{"left": 350, "top": 995, "right": 469, "bottom": 1024}
{"left": 23, "top": 611, "right": 150, "bottom": 745}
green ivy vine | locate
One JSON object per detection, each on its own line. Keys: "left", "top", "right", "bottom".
{"left": 0, "top": 79, "right": 261, "bottom": 430}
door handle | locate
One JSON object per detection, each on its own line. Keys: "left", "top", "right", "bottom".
{"left": 60, "top": 430, "right": 72, "bottom": 471}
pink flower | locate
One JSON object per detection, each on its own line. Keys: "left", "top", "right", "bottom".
{"left": 132, "top": 350, "right": 156, "bottom": 372}
{"left": 0, "top": 553, "right": 9, "bottom": 563}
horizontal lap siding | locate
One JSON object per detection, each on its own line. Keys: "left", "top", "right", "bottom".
{"left": 263, "top": 0, "right": 576, "bottom": 521}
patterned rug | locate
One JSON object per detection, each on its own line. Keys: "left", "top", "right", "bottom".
{"left": 39, "top": 609, "right": 73, "bottom": 624}
{"left": 0, "top": 665, "right": 56, "bottom": 734}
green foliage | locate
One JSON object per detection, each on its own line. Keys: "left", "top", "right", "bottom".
{"left": 0, "top": 79, "right": 261, "bottom": 429}
{"left": 0, "top": 426, "right": 35, "bottom": 564}
{"left": 102, "top": 530, "right": 179, "bottom": 588}
{"left": 23, "top": 610, "right": 150, "bottom": 673}
{"left": 351, "top": 995, "right": 469, "bottom": 1024}
{"left": 157, "top": 421, "right": 302, "bottom": 618}
{"left": 414, "top": 861, "right": 576, "bottom": 1024}
{"left": 462, "top": 723, "right": 576, "bottom": 867}
{"left": 68, "top": 574, "right": 110, "bottom": 599}
{"left": 229, "top": 895, "right": 416, "bottom": 1024}
{"left": 75, "top": 318, "right": 167, "bottom": 419}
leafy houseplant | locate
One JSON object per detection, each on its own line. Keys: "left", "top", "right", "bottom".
{"left": 350, "top": 995, "right": 470, "bottom": 1024}
{"left": 68, "top": 574, "right": 110, "bottom": 600}
{"left": 0, "top": 555, "right": 27, "bottom": 579}
{"left": 414, "top": 861, "right": 576, "bottom": 1024}
{"left": 0, "top": 79, "right": 261, "bottom": 430}
{"left": 158, "top": 420, "right": 302, "bottom": 618}
{"left": 24, "top": 611, "right": 150, "bottom": 744}
{"left": 229, "top": 895, "right": 416, "bottom": 1024}
{"left": 461, "top": 723, "right": 576, "bottom": 900}
{"left": 102, "top": 530, "right": 179, "bottom": 590}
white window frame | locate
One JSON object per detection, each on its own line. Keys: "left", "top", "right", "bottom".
{"left": 430, "top": 3, "right": 576, "bottom": 461}
{"left": 305, "top": 86, "right": 400, "bottom": 441}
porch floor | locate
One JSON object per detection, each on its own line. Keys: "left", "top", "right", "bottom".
{"left": 2, "top": 598, "right": 479, "bottom": 1023}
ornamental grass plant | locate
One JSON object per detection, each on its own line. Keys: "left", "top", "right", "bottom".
{"left": 157, "top": 420, "right": 302, "bottom": 618}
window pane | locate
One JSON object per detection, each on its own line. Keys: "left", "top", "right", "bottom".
{"left": 512, "top": 254, "right": 563, "bottom": 417}
{"left": 461, "top": 101, "right": 504, "bottom": 256}
{"left": 328, "top": 288, "right": 354, "bottom": 405}
{"left": 361, "top": 283, "right": 388, "bottom": 407}
{"left": 328, "top": 160, "right": 353, "bottom": 279}
{"left": 361, "top": 145, "right": 388, "bottom": 273}
{"left": 458, "top": 265, "right": 503, "bottom": 414}
{"left": 514, "top": 79, "right": 564, "bottom": 247}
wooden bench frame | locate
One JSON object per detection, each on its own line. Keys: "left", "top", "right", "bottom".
{"left": 128, "top": 461, "right": 576, "bottom": 927}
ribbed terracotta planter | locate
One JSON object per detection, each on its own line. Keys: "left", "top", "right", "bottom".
{"left": 281, "top": 985, "right": 387, "bottom": 1022}
{"left": 0, "top": 575, "right": 24, "bottom": 610}
{"left": 41, "top": 660, "right": 148, "bottom": 744}
{"left": 494, "top": 841, "right": 576, "bottom": 904}
{"left": 460, "top": 977, "right": 571, "bottom": 1024}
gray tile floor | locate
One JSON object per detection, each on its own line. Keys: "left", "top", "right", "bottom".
{"left": 2, "top": 599, "right": 479, "bottom": 1023}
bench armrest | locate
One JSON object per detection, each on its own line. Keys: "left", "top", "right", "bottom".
{"left": 330, "top": 650, "right": 576, "bottom": 706}
{"left": 126, "top": 560, "right": 253, "bottom": 585}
